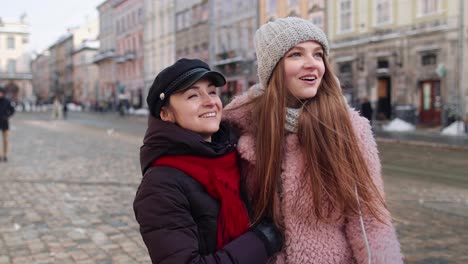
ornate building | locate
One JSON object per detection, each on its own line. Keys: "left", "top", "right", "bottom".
{"left": 94, "top": 0, "right": 117, "bottom": 108}
{"left": 212, "top": 0, "right": 258, "bottom": 104}
{"left": 329, "top": 0, "right": 467, "bottom": 126}
{"left": 0, "top": 15, "right": 33, "bottom": 103}
{"left": 114, "top": 0, "right": 145, "bottom": 108}
{"left": 31, "top": 51, "right": 50, "bottom": 103}
{"left": 144, "top": 0, "right": 175, "bottom": 108}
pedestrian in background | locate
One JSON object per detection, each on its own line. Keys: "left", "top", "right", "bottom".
{"left": 224, "top": 17, "right": 402, "bottom": 263}
{"left": 134, "top": 58, "right": 282, "bottom": 263}
{"left": 52, "top": 96, "right": 62, "bottom": 120}
{"left": 0, "top": 87, "right": 15, "bottom": 162}
{"left": 62, "top": 99, "right": 68, "bottom": 119}
{"left": 360, "top": 96, "right": 374, "bottom": 125}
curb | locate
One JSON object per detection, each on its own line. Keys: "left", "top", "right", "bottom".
{"left": 376, "top": 137, "right": 468, "bottom": 151}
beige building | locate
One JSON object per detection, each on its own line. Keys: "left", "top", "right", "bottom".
{"left": 71, "top": 18, "right": 99, "bottom": 49}
{"left": 44, "top": 18, "right": 99, "bottom": 104}
{"left": 94, "top": 0, "right": 117, "bottom": 108}
{"left": 0, "top": 15, "right": 33, "bottom": 102}
{"left": 144, "top": 0, "right": 176, "bottom": 107}
{"left": 212, "top": 0, "right": 258, "bottom": 104}
{"left": 48, "top": 34, "right": 73, "bottom": 101}
{"left": 259, "top": 0, "right": 327, "bottom": 31}
{"left": 175, "top": 0, "right": 210, "bottom": 61}
{"left": 72, "top": 41, "right": 99, "bottom": 106}
{"left": 328, "top": 0, "right": 468, "bottom": 126}
{"left": 31, "top": 51, "right": 50, "bottom": 103}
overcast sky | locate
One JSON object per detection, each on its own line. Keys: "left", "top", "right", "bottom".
{"left": 2, "top": 0, "right": 103, "bottom": 53}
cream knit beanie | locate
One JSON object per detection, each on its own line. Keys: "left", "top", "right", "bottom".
{"left": 254, "top": 17, "right": 329, "bottom": 88}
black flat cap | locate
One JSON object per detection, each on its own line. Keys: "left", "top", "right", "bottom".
{"left": 147, "top": 58, "right": 226, "bottom": 118}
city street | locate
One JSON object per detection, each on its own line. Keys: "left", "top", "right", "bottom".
{"left": 1, "top": 112, "right": 467, "bottom": 264}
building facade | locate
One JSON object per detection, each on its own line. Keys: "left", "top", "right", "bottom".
{"left": 48, "top": 34, "right": 73, "bottom": 102}
{"left": 212, "top": 0, "right": 258, "bottom": 104}
{"left": 94, "top": 0, "right": 117, "bottom": 108}
{"left": 144, "top": 0, "right": 176, "bottom": 107}
{"left": 328, "top": 0, "right": 468, "bottom": 126}
{"left": 259, "top": 0, "right": 327, "bottom": 32}
{"left": 72, "top": 41, "right": 99, "bottom": 107}
{"left": 175, "top": 0, "right": 210, "bottom": 61}
{"left": 114, "top": 0, "right": 145, "bottom": 109}
{"left": 31, "top": 51, "right": 50, "bottom": 103}
{"left": 0, "top": 15, "right": 33, "bottom": 103}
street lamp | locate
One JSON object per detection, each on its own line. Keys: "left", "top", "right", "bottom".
{"left": 458, "top": 0, "right": 466, "bottom": 131}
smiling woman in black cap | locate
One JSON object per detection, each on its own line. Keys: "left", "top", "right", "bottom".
{"left": 133, "top": 58, "right": 282, "bottom": 263}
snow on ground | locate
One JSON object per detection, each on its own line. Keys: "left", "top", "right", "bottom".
{"left": 383, "top": 118, "right": 416, "bottom": 132}
{"left": 128, "top": 108, "right": 149, "bottom": 116}
{"left": 67, "top": 103, "right": 83, "bottom": 112}
{"left": 441, "top": 121, "right": 467, "bottom": 136}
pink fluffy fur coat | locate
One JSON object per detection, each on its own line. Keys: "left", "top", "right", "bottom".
{"left": 223, "top": 87, "right": 403, "bottom": 264}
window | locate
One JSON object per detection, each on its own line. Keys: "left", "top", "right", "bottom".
{"left": 138, "top": 8, "right": 144, "bottom": 23}
{"left": 377, "top": 58, "right": 389, "bottom": 69}
{"left": 237, "top": 0, "right": 244, "bottom": 9}
{"left": 223, "top": 1, "right": 232, "bottom": 16}
{"left": 267, "top": 0, "right": 277, "bottom": 14}
{"left": 339, "top": 62, "right": 352, "bottom": 74}
{"left": 376, "top": 0, "right": 391, "bottom": 25}
{"left": 192, "top": 4, "right": 201, "bottom": 24}
{"left": 176, "top": 12, "right": 184, "bottom": 31}
{"left": 420, "top": 0, "right": 438, "bottom": 15}
{"left": 7, "top": 59, "right": 16, "bottom": 73}
{"left": 339, "top": 0, "right": 352, "bottom": 32}
{"left": 184, "top": 10, "right": 191, "bottom": 29}
{"left": 312, "top": 15, "right": 323, "bottom": 29}
{"left": 288, "top": 0, "right": 298, "bottom": 6}
{"left": 422, "top": 53, "right": 437, "bottom": 65}
{"left": 201, "top": 2, "right": 209, "bottom": 21}
{"left": 202, "top": 42, "right": 209, "bottom": 60}
{"left": 7, "top": 36, "right": 15, "bottom": 49}
{"left": 23, "top": 37, "right": 28, "bottom": 44}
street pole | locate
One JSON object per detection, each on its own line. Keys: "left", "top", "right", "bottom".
{"left": 458, "top": 0, "right": 465, "bottom": 131}
{"left": 208, "top": 0, "right": 216, "bottom": 68}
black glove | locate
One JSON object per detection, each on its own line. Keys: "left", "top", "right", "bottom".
{"left": 251, "top": 219, "right": 283, "bottom": 257}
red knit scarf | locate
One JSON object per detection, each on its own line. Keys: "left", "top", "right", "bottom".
{"left": 152, "top": 151, "right": 250, "bottom": 249}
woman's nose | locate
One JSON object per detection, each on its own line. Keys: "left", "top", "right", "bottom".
{"left": 304, "top": 54, "right": 317, "bottom": 68}
{"left": 201, "top": 93, "right": 216, "bottom": 106}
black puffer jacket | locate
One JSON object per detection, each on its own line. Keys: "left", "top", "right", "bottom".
{"left": 134, "top": 117, "right": 273, "bottom": 263}
{"left": 0, "top": 97, "right": 15, "bottom": 120}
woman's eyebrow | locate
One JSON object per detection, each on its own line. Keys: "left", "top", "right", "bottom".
{"left": 187, "top": 82, "right": 215, "bottom": 90}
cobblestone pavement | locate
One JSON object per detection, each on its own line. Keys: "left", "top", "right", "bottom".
{"left": 0, "top": 113, "right": 467, "bottom": 263}
{"left": 381, "top": 142, "right": 468, "bottom": 264}
{"left": 1, "top": 115, "right": 149, "bottom": 264}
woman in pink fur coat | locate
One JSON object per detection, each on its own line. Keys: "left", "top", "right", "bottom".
{"left": 223, "top": 17, "right": 403, "bottom": 264}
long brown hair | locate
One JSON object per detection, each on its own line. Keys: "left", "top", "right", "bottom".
{"left": 249, "top": 56, "right": 388, "bottom": 225}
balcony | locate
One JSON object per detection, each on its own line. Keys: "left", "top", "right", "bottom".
{"left": 124, "top": 51, "right": 136, "bottom": 61}
{"left": 115, "top": 55, "right": 126, "bottom": 64}
{"left": 0, "top": 71, "right": 33, "bottom": 80}
{"left": 214, "top": 50, "right": 245, "bottom": 66}
{"left": 213, "top": 56, "right": 245, "bottom": 66}
{"left": 93, "top": 50, "right": 116, "bottom": 64}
